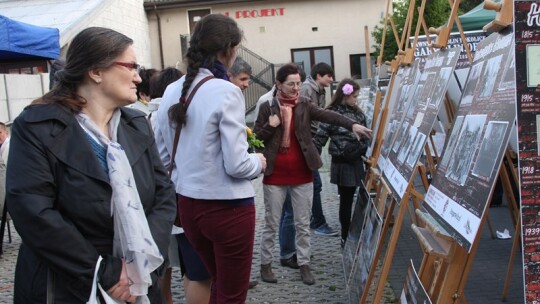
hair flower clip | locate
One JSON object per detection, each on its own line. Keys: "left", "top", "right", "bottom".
{"left": 342, "top": 84, "right": 354, "bottom": 95}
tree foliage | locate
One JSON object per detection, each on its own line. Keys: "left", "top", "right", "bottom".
{"left": 372, "top": 0, "right": 481, "bottom": 63}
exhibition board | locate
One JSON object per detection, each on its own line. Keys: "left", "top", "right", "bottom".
{"left": 514, "top": 1, "right": 540, "bottom": 302}
{"left": 423, "top": 28, "right": 515, "bottom": 252}
{"left": 384, "top": 46, "right": 461, "bottom": 199}
{"left": 377, "top": 62, "right": 421, "bottom": 173}
{"left": 400, "top": 260, "right": 432, "bottom": 304}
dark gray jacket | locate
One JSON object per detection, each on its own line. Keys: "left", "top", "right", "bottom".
{"left": 313, "top": 104, "right": 369, "bottom": 159}
{"left": 300, "top": 76, "right": 326, "bottom": 135}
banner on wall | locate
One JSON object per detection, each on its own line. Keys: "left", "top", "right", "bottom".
{"left": 515, "top": 1, "right": 540, "bottom": 302}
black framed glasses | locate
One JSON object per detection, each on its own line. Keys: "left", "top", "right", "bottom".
{"left": 113, "top": 62, "right": 141, "bottom": 73}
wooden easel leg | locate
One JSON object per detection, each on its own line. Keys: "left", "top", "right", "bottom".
{"left": 372, "top": 194, "right": 410, "bottom": 302}
{"left": 502, "top": 217, "right": 521, "bottom": 301}
{"left": 485, "top": 209, "right": 496, "bottom": 239}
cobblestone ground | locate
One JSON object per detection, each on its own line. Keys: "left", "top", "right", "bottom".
{"left": 0, "top": 151, "right": 398, "bottom": 303}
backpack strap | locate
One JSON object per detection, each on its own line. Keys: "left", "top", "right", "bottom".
{"left": 167, "top": 75, "right": 214, "bottom": 176}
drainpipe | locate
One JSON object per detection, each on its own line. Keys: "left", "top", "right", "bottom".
{"left": 154, "top": 3, "right": 165, "bottom": 70}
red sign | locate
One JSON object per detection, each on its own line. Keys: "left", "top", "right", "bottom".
{"left": 225, "top": 8, "right": 285, "bottom": 19}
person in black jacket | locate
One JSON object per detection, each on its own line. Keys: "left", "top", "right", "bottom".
{"left": 6, "top": 27, "right": 176, "bottom": 303}
{"left": 313, "top": 79, "right": 369, "bottom": 248}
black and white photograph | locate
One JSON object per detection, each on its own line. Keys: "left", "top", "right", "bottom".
{"left": 499, "top": 50, "right": 515, "bottom": 91}
{"left": 445, "top": 114, "right": 487, "bottom": 185}
{"left": 400, "top": 260, "right": 432, "bottom": 304}
{"left": 440, "top": 116, "right": 465, "bottom": 167}
{"left": 397, "top": 125, "right": 418, "bottom": 164}
{"left": 479, "top": 54, "right": 503, "bottom": 98}
{"left": 472, "top": 121, "right": 509, "bottom": 178}
{"left": 348, "top": 263, "right": 369, "bottom": 304}
{"left": 346, "top": 198, "right": 381, "bottom": 301}
{"left": 359, "top": 201, "right": 383, "bottom": 267}
{"left": 357, "top": 79, "right": 373, "bottom": 116}
{"left": 342, "top": 193, "right": 370, "bottom": 286}
{"left": 406, "top": 85, "right": 424, "bottom": 119}
{"left": 429, "top": 67, "right": 453, "bottom": 107}
{"left": 406, "top": 132, "right": 427, "bottom": 168}
{"left": 461, "top": 61, "right": 485, "bottom": 105}
{"left": 396, "top": 84, "right": 412, "bottom": 112}
{"left": 418, "top": 72, "right": 438, "bottom": 109}
{"left": 381, "top": 119, "right": 400, "bottom": 157}
{"left": 392, "top": 121, "right": 410, "bottom": 153}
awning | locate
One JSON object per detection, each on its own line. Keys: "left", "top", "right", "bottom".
{"left": 0, "top": 15, "right": 60, "bottom": 60}
{"left": 451, "top": 0, "right": 501, "bottom": 32}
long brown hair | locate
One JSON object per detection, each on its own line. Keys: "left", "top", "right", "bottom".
{"left": 327, "top": 78, "right": 361, "bottom": 113}
{"left": 168, "top": 14, "right": 243, "bottom": 127}
{"left": 34, "top": 27, "right": 133, "bottom": 112}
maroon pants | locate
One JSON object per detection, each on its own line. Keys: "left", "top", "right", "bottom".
{"left": 178, "top": 195, "right": 255, "bottom": 304}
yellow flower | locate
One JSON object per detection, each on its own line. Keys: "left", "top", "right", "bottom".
{"left": 246, "top": 126, "right": 264, "bottom": 149}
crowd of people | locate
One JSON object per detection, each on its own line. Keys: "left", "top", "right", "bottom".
{"left": 2, "top": 13, "right": 372, "bottom": 304}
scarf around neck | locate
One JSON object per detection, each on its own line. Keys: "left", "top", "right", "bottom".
{"left": 208, "top": 61, "right": 229, "bottom": 81}
{"left": 277, "top": 91, "right": 299, "bottom": 151}
{"left": 76, "top": 110, "right": 163, "bottom": 303}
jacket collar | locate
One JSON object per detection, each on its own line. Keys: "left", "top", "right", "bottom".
{"left": 23, "top": 104, "right": 150, "bottom": 183}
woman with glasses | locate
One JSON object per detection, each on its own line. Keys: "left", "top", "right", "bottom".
{"left": 7, "top": 27, "right": 176, "bottom": 303}
{"left": 313, "top": 79, "right": 370, "bottom": 249}
{"left": 254, "top": 64, "right": 372, "bottom": 285}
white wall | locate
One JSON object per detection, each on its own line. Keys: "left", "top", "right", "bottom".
{"left": 0, "top": 74, "right": 50, "bottom": 123}
{"left": 88, "top": 0, "right": 152, "bottom": 67}
{"left": 147, "top": 0, "right": 387, "bottom": 79}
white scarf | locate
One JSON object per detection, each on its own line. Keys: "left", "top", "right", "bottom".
{"left": 77, "top": 110, "right": 163, "bottom": 304}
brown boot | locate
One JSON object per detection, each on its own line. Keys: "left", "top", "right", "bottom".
{"left": 260, "top": 264, "right": 277, "bottom": 283}
{"left": 300, "top": 264, "right": 315, "bottom": 285}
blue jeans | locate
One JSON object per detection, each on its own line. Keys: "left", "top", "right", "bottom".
{"left": 278, "top": 190, "right": 296, "bottom": 259}
{"left": 310, "top": 169, "right": 327, "bottom": 229}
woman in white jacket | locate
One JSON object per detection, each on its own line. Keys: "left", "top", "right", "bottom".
{"left": 154, "top": 14, "right": 266, "bottom": 303}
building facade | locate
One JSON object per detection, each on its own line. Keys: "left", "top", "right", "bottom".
{"left": 145, "top": 0, "right": 388, "bottom": 81}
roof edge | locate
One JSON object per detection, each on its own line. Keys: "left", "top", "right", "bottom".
{"left": 144, "top": 0, "right": 264, "bottom": 10}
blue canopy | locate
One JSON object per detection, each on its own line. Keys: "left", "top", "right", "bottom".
{"left": 0, "top": 15, "right": 60, "bottom": 60}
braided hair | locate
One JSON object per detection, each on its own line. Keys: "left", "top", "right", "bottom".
{"left": 169, "top": 14, "right": 243, "bottom": 126}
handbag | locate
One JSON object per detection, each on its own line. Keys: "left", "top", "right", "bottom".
{"left": 168, "top": 75, "right": 214, "bottom": 227}
{"left": 342, "top": 140, "right": 367, "bottom": 162}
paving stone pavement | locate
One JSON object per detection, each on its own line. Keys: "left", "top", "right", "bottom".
{"left": 0, "top": 151, "right": 523, "bottom": 303}
{"left": 0, "top": 151, "right": 398, "bottom": 303}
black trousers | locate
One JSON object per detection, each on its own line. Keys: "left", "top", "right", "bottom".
{"left": 338, "top": 186, "right": 357, "bottom": 241}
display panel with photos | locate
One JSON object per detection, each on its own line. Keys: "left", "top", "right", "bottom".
{"left": 342, "top": 186, "right": 369, "bottom": 287}
{"left": 514, "top": 2, "right": 540, "bottom": 302}
{"left": 377, "top": 62, "right": 421, "bottom": 172}
{"left": 424, "top": 29, "right": 516, "bottom": 252}
{"left": 383, "top": 47, "right": 461, "bottom": 199}
{"left": 347, "top": 199, "right": 383, "bottom": 303}
{"left": 400, "top": 260, "right": 432, "bottom": 304}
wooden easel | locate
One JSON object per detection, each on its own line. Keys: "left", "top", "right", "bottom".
{"left": 358, "top": 167, "right": 397, "bottom": 304}
{"left": 411, "top": 156, "right": 516, "bottom": 303}
{"left": 365, "top": 0, "right": 422, "bottom": 192}
{"left": 364, "top": 25, "right": 373, "bottom": 79}
{"left": 370, "top": 165, "right": 423, "bottom": 303}
{"left": 409, "top": 2, "right": 518, "bottom": 300}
